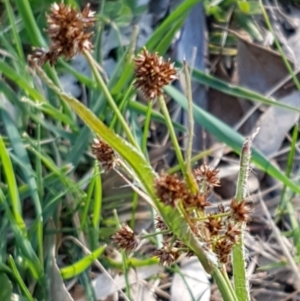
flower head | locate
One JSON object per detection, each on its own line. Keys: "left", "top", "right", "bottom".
{"left": 154, "top": 173, "right": 189, "bottom": 207}
{"left": 214, "top": 238, "right": 233, "bottom": 264}
{"left": 112, "top": 225, "right": 140, "bottom": 252}
{"left": 133, "top": 48, "right": 177, "bottom": 99}
{"left": 91, "top": 138, "right": 116, "bottom": 171}
{"left": 225, "top": 222, "right": 242, "bottom": 244}
{"left": 194, "top": 164, "right": 220, "bottom": 189}
{"left": 184, "top": 192, "right": 211, "bottom": 210}
{"left": 205, "top": 215, "right": 223, "bottom": 236}
{"left": 153, "top": 243, "right": 180, "bottom": 265}
{"left": 230, "top": 199, "right": 251, "bottom": 222}
{"left": 29, "top": 3, "right": 95, "bottom": 66}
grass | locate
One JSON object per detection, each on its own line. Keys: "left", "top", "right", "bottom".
{"left": 0, "top": 0, "right": 300, "bottom": 300}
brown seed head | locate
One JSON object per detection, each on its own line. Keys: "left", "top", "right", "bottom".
{"left": 155, "top": 173, "right": 189, "bottom": 207}
{"left": 29, "top": 3, "right": 95, "bottom": 66}
{"left": 133, "top": 48, "right": 177, "bottom": 99}
{"left": 194, "top": 164, "right": 220, "bottom": 189}
{"left": 225, "top": 222, "right": 242, "bottom": 244}
{"left": 112, "top": 225, "right": 140, "bottom": 252}
{"left": 91, "top": 138, "right": 116, "bottom": 171}
{"left": 230, "top": 199, "right": 251, "bottom": 222}
{"left": 214, "top": 238, "right": 233, "bottom": 264}
{"left": 153, "top": 243, "right": 180, "bottom": 266}
{"left": 185, "top": 192, "right": 211, "bottom": 210}
{"left": 205, "top": 215, "right": 223, "bottom": 236}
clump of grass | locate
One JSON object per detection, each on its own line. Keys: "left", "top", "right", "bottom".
{"left": 6, "top": 1, "right": 300, "bottom": 300}
{"left": 27, "top": 3, "right": 255, "bottom": 300}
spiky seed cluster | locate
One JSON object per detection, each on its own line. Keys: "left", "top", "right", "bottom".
{"left": 194, "top": 164, "right": 220, "bottom": 189}
{"left": 186, "top": 192, "right": 211, "bottom": 210}
{"left": 29, "top": 3, "right": 95, "bottom": 66}
{"left": 133, "top": 48, "right": 177, "bottom": 99}
{"left": 112, "top": 164, "right": 250, "bottom": 266}
{"left": 214, "top": 238, "right": 233, "bottom": 264}
{"left": 205, "top": 215, "right": 223, "bottom": 236}
{"left": 151, "top": 167, "right": 251, "bottom": 265}
{"left": 153, "top": 243, "right": 180, "bottom": 265}
{"left": 112, "top": 225, "right": 140, "bottom": 252}
{"left": 91, "top": 138, "right": 116, "bottom": 171}
{"left": 154, "top": 173, "right": 189, "bottom": 207}
{"left": 225, "top": 223, "right": 242, "bottom": 244}
{"left": 230, "top": 199, "right": 251, "bottom": 222}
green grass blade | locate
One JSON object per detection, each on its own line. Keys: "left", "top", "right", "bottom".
{"left": 8, "top": 256, "right": 35, "bottom": 301}
{"left": 14, "top": 0, "right": 45, "bottom": 46}
{"left": 60, "top": 245, "right": 106, "bottom": 280}
{"left": 0, "top": 61, "right": 46, "bottom": 101}
{"left": 91, "top": 164, "right": 102, "bottom": 250}
{"left": 190, "top": 67, "right": 300, "bottom": 112}
{"left": 1, "top": 109, "right": 44, "bottom": 264}
{"left": 0, "top": 136, "right": 26, "bottom": 232}
{"left": 3, "top": 0, "right": 25, "bottom": 61}
{"left": 0, "top": 273, "right": 13, "bottom": 301}
{"left": 146, "top": 0, "right": 200, "bottom": 51}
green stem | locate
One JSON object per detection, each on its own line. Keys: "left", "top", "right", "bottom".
{"left": 183, "top": 61, "right": 194, "bottom": 176}
{"left": 141, "top": 230, "right": 170, "bottom": 239}
{"left": 83, "top": 50, "right": 139, "bottom": 149}
{"left": 232, "top": 133, "right": 256, "bottom": 301}
{"left": 212, "top": 267, "right": 239, "bottom": 301}
{"left": 157, "top": 95, "right": 196, "bottom": 191}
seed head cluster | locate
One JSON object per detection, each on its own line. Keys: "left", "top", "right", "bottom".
{"left": 112, "top": 163, "right": 251, "bottom": 266}
{"left": 91, "top": 138, "right": 116, "bottom": 171}
{"left": 133, "top": 48, "right": 177, "bottom": 100}
{"left": 230, "top": 198, "right": 251, "bottom": 222}
{"left": 112, "top": 225, "right": 140, "bottom": 252}
{"left": 154, "top": 173, "right": 189, "bottom": 207}
{"left": 194, "top": 164, "right": 220, "bottom": 190}
{"left": 150, "top": 165, "right": 251, "bottom": 265}
{"left": 29, "top": 3, "right": 95, "bottom": 66}
{"left": 153, "top": 243, "right": 180, "bottom": 266}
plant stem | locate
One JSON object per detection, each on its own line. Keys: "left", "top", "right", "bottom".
{"left": 212, "top": 267, "right": 239, "bottom": 301}
{"left": 157, "top": 95, "right": 196, "bottom": 191}
{"left": 83, "top": 49, "right": 140, "bottom": 150}
{"left": 183, "top": 61, "right": 194, "bottom": 176}
{"left": 183, "top": 61, "right": 198, "bottom": 194}
{"left": 232, "top": 130, "right": 259, "bottom": 301}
